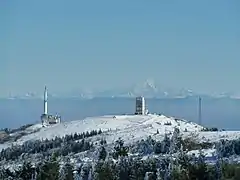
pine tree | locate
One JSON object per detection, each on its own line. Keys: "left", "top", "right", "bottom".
{"left": 116, "top": 157, "right": 131, "bottom": 180}
{"left": 87, "top": 167, "right": 92, "bottom": 180}
{"left": 161, "top": 134, "right": 170, "bottom": 154}
{"left": 215, "top": 147, "right": 223, "bottom": 180}
{"left": 37, "top": 154, "right": 60, "bottom": 180}
{"left": 156, "top": 168, "right": 161, "bottom": 180}
{"left": 188, "top": 151, "right": 208, "bottom": 180}
{"left": 113, "top": 138, "right": 128, "bottom": 159}
{"left": 98, "top": 146, "right": 107, "bottom": 161}
{"left": 170, "top": 167, "right": 182, "bottom": 180}
{"left": 80, "top": 164, "right": 89, "bottom": 180}
{"left": 73, "top": 169, "right": 80, "bottom": 180}
{"left": 144, "top": 172, "right": 150, "bottom": 180}
{"left": 215, "top": 159, "right": 222, "bottom": 180}
{"left": 59, "top": 165, "right": 66, "bottom": 180}
{"left": 65, "top": 163, "right": 74, "bottom": 180}
{"left": 169, "top": 128, "right": 181, "bottom": 154}
{"left": 94, "top": 161, "right": 115, "bottom": 180}
{"left": 154, "top": 141, "right": 162, "bottom": 154}
{"left": 18, "top": 161, "right": 35, "bottom": 180}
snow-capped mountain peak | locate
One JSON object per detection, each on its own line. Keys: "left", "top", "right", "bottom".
{"left": 132, "top": 79, "right": 159, "bottom": 97}
{"left": 4, "top": 79, "right": 239, "bottom": 99}
{"left": 142, "top": 79, "right": 158, "bottom": 91}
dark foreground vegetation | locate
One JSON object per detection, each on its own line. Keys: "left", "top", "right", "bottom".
{"left": 0, "top": 129, "right": 102, "bottom": 161}
{"left": 0, "top": 128, "right": 212, "bottom": 162}
{"left": 1, "top": 138, "right": 240, "bottom": 180}
{"left": 1, "top": 127, "right": 240, "bottom": 179}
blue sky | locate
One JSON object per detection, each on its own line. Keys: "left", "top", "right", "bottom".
{"left": 1, "top": 0, "right": 239, "bottom": 96}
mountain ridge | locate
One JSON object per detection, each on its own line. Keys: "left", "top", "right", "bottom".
{"left": 3, "top": 79, "right": 240, "bottom": 99}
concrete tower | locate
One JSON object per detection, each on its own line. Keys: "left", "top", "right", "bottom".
{"left": 43, "top": 86, "right": 48, "bottom": 115}
{"left": 135, "top": 96, "right": 146, "bottom": 115}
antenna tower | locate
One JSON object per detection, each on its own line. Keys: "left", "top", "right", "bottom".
{"left": 198, "top": 97, "right": 202, "bottom": 125}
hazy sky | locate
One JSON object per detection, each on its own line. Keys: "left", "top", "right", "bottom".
{"left": 1, "top": 0, "right": 239, "bottom": 96}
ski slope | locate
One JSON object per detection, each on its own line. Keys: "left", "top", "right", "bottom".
{"left": 1, "top": 114, "right": 240, "bottom": 151}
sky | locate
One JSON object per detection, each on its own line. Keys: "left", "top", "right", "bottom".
{"left": 1, "top": 0, "right": 239, "bottom": 96}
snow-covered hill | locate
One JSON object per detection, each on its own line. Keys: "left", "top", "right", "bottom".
{"left": 1, "top": 114, "right": 240, "bottom": 152}
{"left": 16, "top": 114, "right": 202, "bottom": 144}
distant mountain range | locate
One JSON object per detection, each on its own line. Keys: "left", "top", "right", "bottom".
{"left": 5, "top": 79, "right": 240, "bottom": 100}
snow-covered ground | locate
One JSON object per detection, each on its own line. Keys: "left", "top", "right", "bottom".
{"left": 1, "top": 114, "right": 240, "bottom": 151}
{"left": 183, "top": 131, "right": 240, "bottom": 143}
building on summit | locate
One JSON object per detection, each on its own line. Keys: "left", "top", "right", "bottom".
{"left": 135, "top": 96, "right": 148, "bottom": 115}
{"left": 41, "top": 86, "right": 61, "bottom": 126}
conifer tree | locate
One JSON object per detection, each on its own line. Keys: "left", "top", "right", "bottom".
{"left": 94, "top": 161, "right": 115, "bottom": 180}
{"left": 161, "top": 134, "right": 170, "bottom": 154}
{"left": 18, "top": 161, "right": 35, "bottom": 180}
{"left": 113, "top": 138, "right": 128, "bottom": 159}
{"left": 80, "top": 164, "right": 89, "bottom": 180}
{"left": 65, "top": 163, "right": 74, "bottom": 180}
{"left": 98, "top": 146, "right": 107, "bottom": 161}
{"left": 37, "top": 153, "right": 59, "bottom": 180}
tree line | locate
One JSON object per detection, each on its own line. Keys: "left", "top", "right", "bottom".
{"left": 0, "top": 129, "right": 102, "bottom": 161}
{"left": 2, "top": 127, "right": 240, "bottom": 179}
{"left": 1, "top": 138, "right": 240, "bottom": 180}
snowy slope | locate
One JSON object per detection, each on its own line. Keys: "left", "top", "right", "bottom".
{"left": 17, "top": 114, "right": 203, "bottom": 144}
{"left": 0, "top": 114, "right": 200, "bottom": 149}
{"left": 1, "top": 114, "right": 240, "bottom": 151}
{"left": 183, "top": 131, "right": 240, "bottom": 143}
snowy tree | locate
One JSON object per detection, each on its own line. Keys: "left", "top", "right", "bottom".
{"left": 218, "top": 140, "right": 235, "bottom": 157}
{"left": 93, "top": 161, "right": 115, "bottom": 180}
{"left": 128, "top": 157, "right": 144, "bottom": 179}
{"left": 169, "top": 128, "right": 181, "bottom": 154}
{"left": 137, "top": 137, "right": 154, "bottom": 155}
{"left": 116, "top": 157, "right": 131, "bottom": 180}
{"left": 63, "top": 163, "right": 74, "bottom": 180}
{"left": 100, "top": 138, "right": 107, "bottom": 146}
{"left": 36, "top": 154, "right": 59, "bottom": 180}
{"left": 161, "top": 134, "right": 170, "bottom": 154}
{"left": 154, "top": 141, "right": 162, "bottom": 154}
{"left": 98, "top": 146, "right": 107, "bottom": 161}
{"left": 87, "top": 167, "right": 92, "bottom": 180}
{"left": 215, "top": 158, "right": 222, "bottom": 180}
{"left": 156, "top": 168, "right": 161, "bottom": 180}
{"left": 113, "top": 138, "right": 128, "bottom": 159}
{"left": 58, "top": 164, "right": 66, "bottom": 180}
{"left": 80, "top": 164, "right": 90, "bottom": 180}
{"left": 185, "top": 151, "right": 209, "bottom": 180}
{"left": 144, "top": 172, "right": 155, "bottom": 180}
{"left": 163, "top": 168, "right": 170, "bottom": 180}
{"left": 17, "top": 161, "right": 35, "bottom": 180}
{"left": 73, "top": 170, "right": 80, "bottom": 180}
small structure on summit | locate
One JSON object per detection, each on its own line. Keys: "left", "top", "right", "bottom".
{"left": 135, "top": 96, "right": 148, "bottom": 115}
{"left": 41, "top": 86, "right": 61, "bottom": 126}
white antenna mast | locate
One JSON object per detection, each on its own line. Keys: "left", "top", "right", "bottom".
{"left": 44, "top": 86, "right": 48, "bottom": 115}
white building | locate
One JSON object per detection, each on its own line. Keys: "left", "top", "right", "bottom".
{"left": 41, "top": 114, "right": 61, "bottom": 125}
{"left": 41, "top": 86, "right": 61, "bottom": 126}
{"left": 135, "top": 96, "right": 147, "bottom": 115}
